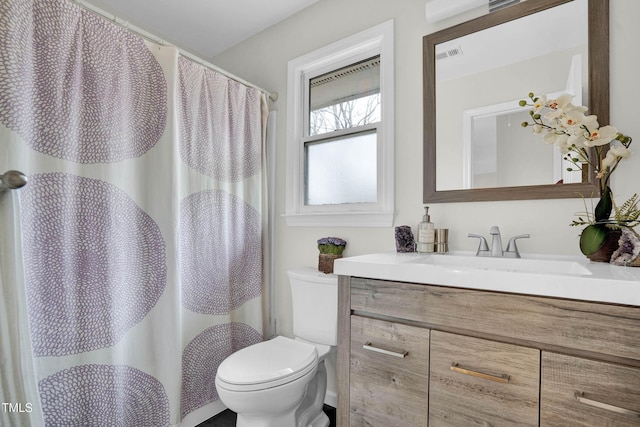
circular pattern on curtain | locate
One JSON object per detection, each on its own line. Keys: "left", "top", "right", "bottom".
{"left": 177, "top": 56, "right": 262, "bottom": 182}
{"left": 39, "top": 364, "right": 170, "bottom": 426}
{"left": 0, "top": 0, "right": 167, "bottom": 163}
{"left": 21, "top": 173, "right": 167, "bottom": 357}
{"left": 179, "top": 189, "right": 262, "bottom": 314}
{"left": 180, "top": 323, "right": 263, "bottom": 419}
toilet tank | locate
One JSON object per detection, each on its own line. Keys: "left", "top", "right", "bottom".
{"left": 288, "top": 268, "right": 338, "bottom": 346}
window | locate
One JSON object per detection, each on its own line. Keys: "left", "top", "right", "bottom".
{"left": 285, "top": 20, "right": 394, "bottom": 227}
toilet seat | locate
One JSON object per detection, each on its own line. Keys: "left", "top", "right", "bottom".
{"left": 295, "top": 338, "right": 331, "bottom": 361}
{"left": 216, "top": 336, "right": 318, "bottom": 392}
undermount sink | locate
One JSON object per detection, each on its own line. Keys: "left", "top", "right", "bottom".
{"left": 409, "top": 253, "right": 593, "bottom": 276}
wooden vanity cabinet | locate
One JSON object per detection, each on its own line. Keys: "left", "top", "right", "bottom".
{"left": 337, "top": 276, "right": 640, "bottom": 427}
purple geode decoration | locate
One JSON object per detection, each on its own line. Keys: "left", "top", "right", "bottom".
{"left": 179, "top": 190, "right": 262, "bottom": 314}
{"left": 180, "top": 323, "right": 263, "bottom": 418}
{"left": 39, "top": 364, "right": 170, "bottom": 426}
{"left": 610, "top": 227, "right": 640, "bottom": 266}
{"left": 20, "top": 173, "right": 167, "bottom": 356}
{"left": 177, "top": 56, "right": 262, "bottom": 182}
{"left": 0, "top": 0, "right": 167, "bottom": 163}
{"left": 395, "top": 225, "right": 416, "bottom": 253}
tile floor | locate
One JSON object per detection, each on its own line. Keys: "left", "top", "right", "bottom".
{"left": 198, "top": 405, "right": 336, "bottom": 426}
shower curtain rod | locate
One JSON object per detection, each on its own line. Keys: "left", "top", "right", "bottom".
{"left": 73, "top": 0, "right": 278, "bottom": 102}
{"left": 0, "top": 170, "right": 28, "bottom": 192}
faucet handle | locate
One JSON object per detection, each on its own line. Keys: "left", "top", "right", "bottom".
{"left": 468, "top": 233, "right": 490, "bottom": 256}
{"left": 504, "top": 234, "right": 530, "bottom": 258}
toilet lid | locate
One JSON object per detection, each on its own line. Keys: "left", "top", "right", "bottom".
{"left": 216, "top": 336, "right": 317, "bottom": 388}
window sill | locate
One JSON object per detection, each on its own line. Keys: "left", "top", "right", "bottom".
{"left": 282, "top": 211, "right": 394, "bottom": 228}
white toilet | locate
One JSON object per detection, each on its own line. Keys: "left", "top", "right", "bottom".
{"left": 215, "top": 268, "right": 338, "bottom": 427}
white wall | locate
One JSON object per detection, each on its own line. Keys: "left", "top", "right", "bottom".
{"left": 212, "top": 0, "right": 640, "bottom": 403}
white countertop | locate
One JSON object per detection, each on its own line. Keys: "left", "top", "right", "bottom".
{"left": 334, "top": 251, "right": 640, "bottom": 307}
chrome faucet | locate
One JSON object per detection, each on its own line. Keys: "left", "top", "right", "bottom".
{"left": 468, "top": 226, "right": 530, "bottom": 258}
{"left": 489, "top": 226, "right": 503, "bottom": 257}
{"left": 504, "top": 234, "right": 531, "bottom": 258}
{"left": 467, "top": 233, "right": 490, "bottom": 257}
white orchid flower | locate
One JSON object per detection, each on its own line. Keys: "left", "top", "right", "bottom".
{"left": 600, "top": 144, "right": 630, "bottom": 171}
{"left": 555, "top": 93, "right": 574, "bottom": 109}
{"left": 544, "top": 109, "right": 562, "bottom": 121}
{"left": 567, "top": 132, "right": 588, "bottom": 149}
{"left": 533, "top": 95, "right": 547, "bottom": 112}
{"left": 522, "top": 91, "right": 633, "bottom": 217}
{"left": 610, "top": 145, "right": 632, "bottom": 159}
{"left": 578, "top": 114, "right": 599, "bottom": 131}
{"left": 547, "top": 94, "right": 573, "bottom": 111}
{"left": 566, "top": 115, "right": 603, "bottom": 142}
{"left": 543, "top": 130, "right": 567, "bottom": 145}
{"left": 554, "top": 134, "right": 572, "bottom": 153}
{"left": 560, "top": 109, "right": 588, "bottom": 130}
{"left": 583, "top": 125, "right": 619, "bottom": 147}
{"left": 601, "top": 149, "right": 619, "bottom": 170}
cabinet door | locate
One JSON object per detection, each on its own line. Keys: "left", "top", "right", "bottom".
{"left": 349, "top": 315, "right": 429, "bottom": 427}
{"left": 429, "top": 331, "right": 540, "bottom": 426}
{"left": 541, "top": 352, "right": 640, "bottom": 426}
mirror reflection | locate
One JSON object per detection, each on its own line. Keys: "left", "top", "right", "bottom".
{"left": 435, "top": 0, "right": 588, "bottom": 191}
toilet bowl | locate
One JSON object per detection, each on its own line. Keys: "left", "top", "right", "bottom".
{"left": 215, "top": 268, "right": 337, "bottom": 427}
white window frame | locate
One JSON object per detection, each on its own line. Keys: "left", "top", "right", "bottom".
{"left": 284, "top": 20, "right": 395, "bottom": 227}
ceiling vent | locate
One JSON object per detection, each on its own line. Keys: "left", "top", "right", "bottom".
{"left": 436, "top": 46, "right": 464, "bottom": 61}
{"left": 489, "top": 0, "right": 521, "bottom": 13}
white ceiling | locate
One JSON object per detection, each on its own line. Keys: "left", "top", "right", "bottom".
{"left": 83, "top": 0, "right": 320, "bottom": 60}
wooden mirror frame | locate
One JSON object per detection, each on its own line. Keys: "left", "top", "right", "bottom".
{"left": 423, "top": 0, "right": 609, "bottom": 203}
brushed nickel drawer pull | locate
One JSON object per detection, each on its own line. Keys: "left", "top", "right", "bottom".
{"left": 450, "top": 363, "right": 510, "bottom": 384}
{"left": 362, "top": 342, "right": 408, "bottom": 358}
{"left": 575, "top": 392, "right": 640, "bottom": 418}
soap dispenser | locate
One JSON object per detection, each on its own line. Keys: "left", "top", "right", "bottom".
{"left": 417, "top": 206, "right": 435, "bottom": 253}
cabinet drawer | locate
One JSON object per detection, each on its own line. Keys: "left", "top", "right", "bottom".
{"left": 349, "top": 315, "right": 429, "bottom": 427}
{"left": 429, "top": 331, "right": 540, "bottom": 426}
{"left": 350, "top": 277, "right": 640, "bottom": 362}
{"left": 541, "top": 352, "right": 640, "bottom": 426}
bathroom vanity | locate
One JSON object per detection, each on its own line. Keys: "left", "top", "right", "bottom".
{"left": 334, "top": 252, "right": 640, "bottom": 426}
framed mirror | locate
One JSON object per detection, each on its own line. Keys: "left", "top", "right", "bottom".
{"left": 423, "top": 0, "right": 610, "bottom": 203}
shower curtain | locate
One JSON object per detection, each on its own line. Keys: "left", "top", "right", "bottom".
{"left": 0, "top": 0, "right": 267, "bottom": 425}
